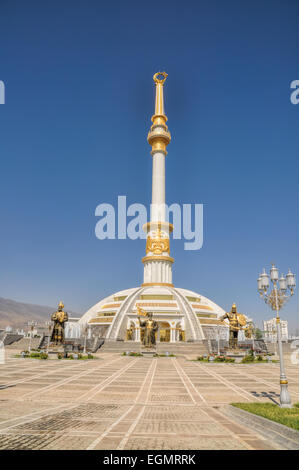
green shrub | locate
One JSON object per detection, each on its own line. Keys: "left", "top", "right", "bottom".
{"left": 195, "top": 355, "right": 208, "bottom": 362}
{"left": 225, "top": 357, "right": 235, "bottom": 363}
{"left": 122, "top": 352, "right": 142, "bottom": 357}
{"left": 241, "top": 354, "right": 255, "bottom": 363}
{"left": 29, "top": 352, "right": 41, "bottom": 358}
{"left": 196, "top": 355, "right": 207, "bottom": 361}
{"left": 214, "top": 356, "right": 225, "bottom": 362}
{"left": 40, "top": 352, "right": 48, "bottom": 360}
{"left": 78, "top": 354, "right": 94, "bottom": 359}
{"left": 154, "top": 353, "right": 176, "bottom": 357}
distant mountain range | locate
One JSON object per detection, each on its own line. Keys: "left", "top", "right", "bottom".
{"left": 0, "top": 297, "right": 81, "bottom": 328}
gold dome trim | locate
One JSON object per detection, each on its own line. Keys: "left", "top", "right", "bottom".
{"left": 141, "top": 282, "right": 174, "bottom": 287}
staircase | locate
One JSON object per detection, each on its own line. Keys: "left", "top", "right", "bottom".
{"left": 5, "top": 337, "right": 41, "bottom": 350}
{"left": 156, "top": 341, "right": 209, "bottom": 357}
{"left": 38, "top": 334, "right": 49, "bottom": 349}
{"left": 2, "top": 334, "right": 23, "bottom": 346}
{"left": 100, "top": 340, "right": 209, "bottom": 357}
{"left": 90, "top": 337, "right": 104, "bottom": 353}
{"left": 266, "top": 341, "right": 291, "bottom": 355}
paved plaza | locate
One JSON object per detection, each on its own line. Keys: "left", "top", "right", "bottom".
{"left": 0, "top": 351, "right": 299, "bottom": 450}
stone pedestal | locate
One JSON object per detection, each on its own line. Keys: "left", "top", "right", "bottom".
{"left": 141, "top": 347, "right": 156, "bottom": 358}
{"left": 224, "top": 348, "right": 248, "bottom": 363}
{"left": 47, "top": 345, "right": 66, "bottom": 359}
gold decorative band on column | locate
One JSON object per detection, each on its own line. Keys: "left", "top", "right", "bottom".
{"left": 143, "top": 221, "right": 174, "bottom": 233}
{"left": 280, "top": 380, "right": 288, "bottom": 384}
{"left": 141, "top": 282, "right": 174, "bottom": 287}
{"left": 151, "top": 114, "right": 168, "bottom": 125}
{"left": 151, "top": 148, "right": 167, "bottom": 156}
{"left": 148, "top": 132, "right": 171, "bottom": 152}
{"left": 142, "top": 255, "right": 174, "bottom": 264}
{"left": 276, "top": 317, "right": 280, "bottom": 323}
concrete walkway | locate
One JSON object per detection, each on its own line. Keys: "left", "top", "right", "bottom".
{"left": 0, "top": 352, "right": 298, "bottom": 450}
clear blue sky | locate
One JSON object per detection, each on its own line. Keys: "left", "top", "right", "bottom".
{"left": 0, "top": 1, "right": 298, "bottom": 331}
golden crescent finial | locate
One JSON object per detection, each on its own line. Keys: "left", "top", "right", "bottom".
{"left": 153, "top": 71, "right": 168, "bottom": 84}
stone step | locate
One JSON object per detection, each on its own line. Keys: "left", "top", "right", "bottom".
{"left": 5, "top": 337, "right": 41, "bottom": 350}
{"left": 100, "top": 340, "right": 209, "bottom": 356}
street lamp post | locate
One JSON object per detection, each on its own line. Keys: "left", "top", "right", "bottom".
{"left": 45, "top": 321, "right": 52, "bottom": 353}
{"left": 250, "top": 323, "right": 255, "bottom": 354}
{"left": 257, "top": 264, "right": 296, "bottom": 408}
{"left": 83, "top": 324, "right": 88, "bottom": 354}
{"left": 28, "top": 321, "right": 37, "bottom": 353}
{"left": 217, "top": 325, "right": 221, "bottom": 356}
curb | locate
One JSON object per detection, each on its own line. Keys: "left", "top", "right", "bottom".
{"left": 222, "top": 405, "right": 299, "bottom": 450}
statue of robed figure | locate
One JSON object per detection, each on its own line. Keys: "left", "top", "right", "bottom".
{"left": 50, "top": 301, "right": 68, "bottom": 345}
{"left": 137, "top": 306, "right": 158, "bottom": 348}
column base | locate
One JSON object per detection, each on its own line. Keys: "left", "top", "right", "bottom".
{"left": 280, "top": 383, "right": 292, "bottom": 408}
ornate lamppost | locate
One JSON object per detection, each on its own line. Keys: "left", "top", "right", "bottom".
{"left": 28, "top": 321, "right": 37, "bottom": 353}
{"left": 45, "top": 321, "right": 52, "bottom": 353}
{"left": 257, "top": 264, "right": 296, "bottom": 408}
{"left": 216, "top": 325, "right": 221, "bottom": 356}
{"left": 83, "top": 323, "right": 88, "bottom": 354}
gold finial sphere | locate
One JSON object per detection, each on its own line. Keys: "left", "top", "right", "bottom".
{"left": 153, "top": 71, "right": 168, "bottom": 84}
{"left": 58, "top": 301, "right": 64, "bottom": 309}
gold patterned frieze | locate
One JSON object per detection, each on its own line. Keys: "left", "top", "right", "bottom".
{"left": 101, "top": 303, "right": 121, "bottom": 309}
{"left": 186, "top": 296, "right": 202, "bottom": 303}
{"left": 113, "top": 296, "right": 127, "bottom": 302}
{"left": 196, "top": 313, "right": 217, "bottom": 318}
{"left": 192, "top": 304, "right": 213, "bottom": 311}
{"left": 89, "top": 317, "right": 113, "bottom": 324}
{"left": 128, "top": 311, "right": 180, "bottom": 316}
{"left": 135, "top": 302, "right": 178, "bottom": 308}
{"left": 96, "top": 312, "right": 116, "bottom": 317}
{"left": 198, "top": 319, "right": 224, "bottom": 325}
{"left": 140, "top": 294, "right": 174, "bottom": 300}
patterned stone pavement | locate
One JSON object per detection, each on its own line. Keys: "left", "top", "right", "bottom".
{"left": 0, "top": 351, "right": 299, "bottom": 450}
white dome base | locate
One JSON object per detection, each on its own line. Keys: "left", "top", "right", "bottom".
{"left": 79, "top": 285, "right": 226, "bottom": 343}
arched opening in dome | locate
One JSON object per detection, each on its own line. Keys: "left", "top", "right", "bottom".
{"left": 157, "top": 321, "right": 171, "bottom": 342}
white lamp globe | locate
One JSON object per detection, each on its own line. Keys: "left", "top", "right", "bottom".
{"left": 257, "top": 276, "right": 263, "bottom": 291}
{"left": 260, "top": 269, "right": 270, "bottom": 290}
{"left": 279, "top": 274, "right": 287, "bottom": 292}
{"left": 286, "top": 269, "right": 296, "bottom": 289}
{"left": 270, "top": 264, "right": 279, "bottom": 282}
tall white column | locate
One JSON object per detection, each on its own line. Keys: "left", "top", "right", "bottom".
{"left": 151, "top": 151, "right": 166, "bottom": 222}
{"left": 142, "top": 72, "right": 174, "bottom": 286}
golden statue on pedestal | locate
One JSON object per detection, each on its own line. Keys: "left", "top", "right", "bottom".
{"left": 137, "top": 305, "right": 158, "bottom": 348}
{"left": 50, "top": 301, "right": 68, "bottom": 345}
{"left": 221, "top": 303, "right": 248, "bottom": 349}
